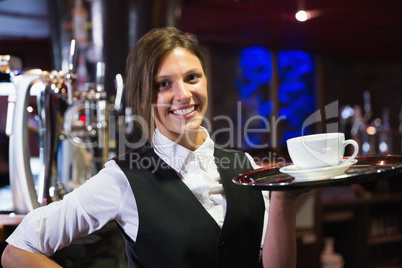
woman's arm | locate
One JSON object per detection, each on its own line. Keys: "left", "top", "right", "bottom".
{"left": 262, "top": 191, "right": 299, "bottom": 268}
{"left": 1, "top": 245, "right": 61, "bottom": 268}
{"left": 1, "top": 161, "right": 132, "bottom": 267}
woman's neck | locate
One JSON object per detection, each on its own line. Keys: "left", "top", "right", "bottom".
{"left": 178, "top": 129, "right": 207, "bottom": 151}
{"left": 157, "top": 127, "right": 207, "bottom": 151}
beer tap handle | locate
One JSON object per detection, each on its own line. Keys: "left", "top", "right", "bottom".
{"left": 5, "top": 60, "right": 16, "bottom": 136}
{"left": 114, "top": 73, "right": 124, "bottom": 112}
{"left": 5, "top": 93, "right": 16, "bottom": 136}
{"left": 95, "top": 62, "right": 106, "bottom": 148}
{"left": 95, "top": 61, "right": 105, "bottom": 92}
{"left": 9, "top": 70, "right": 43, "bottom": 213}
{"left": 5, "top": 74, "right": 16, "bottom": 136}
{"left": 68, "top": 39, "right": 78, "bottom": 74}
{"left": 66, "top": 40, "right": 78, "bottom": 105}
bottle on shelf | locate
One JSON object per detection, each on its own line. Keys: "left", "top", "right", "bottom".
{"left": 379, "top": 108, "right": 392, "bottom": 155}
{"left": 320, "top": 237, "right": 344, "bottom": 268}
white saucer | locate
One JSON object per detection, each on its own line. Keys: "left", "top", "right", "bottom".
{"left": 279, "top": 159, "right": 358, "bottom": 181}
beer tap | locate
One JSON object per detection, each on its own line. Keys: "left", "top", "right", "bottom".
{"left": 8, "top": 40, "right": 77, "bottom": 213}
{"left": 36, "top": 71, "right": 71, "bottom": 205}
{"left": 114, "top": 73, "right": 124, "bottom": 113}
{"left": 95, "top": 62, "right": 107, "bottom": 152}
{"left": 8, "top": 69, "right": 44, "bottom": 213}
{"left": 108, "top": 73, "right": 124, "bottom": 159}
{"left": 66, "top": 39, "right": 78, "bottom": 105}
{"left": 3, "top": 55, "right": 15, "bottom": 137}
{"left": 7, "top": 39, "right": 117, "bottom": 213}
{"left": 79, "top": 62, "right": 108, "bottom": 167}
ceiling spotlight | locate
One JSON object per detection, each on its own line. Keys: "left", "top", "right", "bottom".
{"left": 295, "top": 10, "right": 310, "bottom": 22}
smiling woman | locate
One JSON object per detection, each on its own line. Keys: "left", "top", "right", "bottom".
{"left": 153, "top": 47, "right": 208, "bottom": 150}
{"left": 126, "top": 27, "right": 207, "bottom": 145}
{"left": 2, "top": 26, "right": 303, "bottom": 268}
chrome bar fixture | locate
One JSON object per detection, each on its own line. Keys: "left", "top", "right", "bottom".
{"left": 8, "top": 68, "right": 77, "bottom": 213}
{"left": 8, "top": 69, "right": 42, "bottom": 213}
{"left": 7, "top": 40, "right": 114, "bottom": 214}
{"left": 78, "top": 62, "right": 108, "bottom": 168}
{"left": 95, "top": 62, "right": 108, "bottom": 153}
{"left": 7, "top": 69, "right": 71, "bottom": 213}
{"left": 7, "top": 41, "right": 77, "bottom": 213}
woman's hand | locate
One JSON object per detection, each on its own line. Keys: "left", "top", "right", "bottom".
{"left": 262, "top": 189, "right": 310, "bottom": 268}
{"left": 272, "top": 188, "right": 311, "bottom": 203}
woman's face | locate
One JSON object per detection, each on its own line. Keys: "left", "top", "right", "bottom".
{"left": 153, "top": 47, "right": 208, "bottom": 143}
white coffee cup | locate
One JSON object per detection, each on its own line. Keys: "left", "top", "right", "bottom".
{"left": 286, "top": 133, "right": 359, "bottom": 170}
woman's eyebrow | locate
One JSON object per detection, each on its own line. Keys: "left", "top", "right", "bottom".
{"left": 154, "top": 68, "right": 203, "bottom": 80}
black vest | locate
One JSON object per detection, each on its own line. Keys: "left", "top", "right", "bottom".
{"left": 115, "top": 146, "right": 265, "bottom": 268}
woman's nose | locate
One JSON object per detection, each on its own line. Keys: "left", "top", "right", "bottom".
{"left": 174, "top": 81, "right": 192, "bottom": 101}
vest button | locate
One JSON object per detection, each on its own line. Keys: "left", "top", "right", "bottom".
{"left": 219, "top": 241, "right": 227, "bottom": 249}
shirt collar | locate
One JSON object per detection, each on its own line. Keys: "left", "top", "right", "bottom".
{"left": 152, "top": 127, "right": 215, "bottom": 174}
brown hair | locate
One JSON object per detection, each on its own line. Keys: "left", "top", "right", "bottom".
{"left": 125, "top": 27, "right": 206, "bottom": 143}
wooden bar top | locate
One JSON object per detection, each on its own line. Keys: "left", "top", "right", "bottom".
{"left": 0, "top": 214, "right": 25, "bottom": 226}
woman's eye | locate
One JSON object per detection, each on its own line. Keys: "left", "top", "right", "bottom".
{"left": 187, "top": 74, "right": 200, "bottom": 82}
{"left": 157, "top": 81, "right": 170, "bottom": 90}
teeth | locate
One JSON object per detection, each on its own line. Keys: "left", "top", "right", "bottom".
{"left": 172, "top": 106, "right": 195, "bottom": 116}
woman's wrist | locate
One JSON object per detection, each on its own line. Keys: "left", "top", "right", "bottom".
{"left": 270, "top": 191, "right": 299, "bottom": 211}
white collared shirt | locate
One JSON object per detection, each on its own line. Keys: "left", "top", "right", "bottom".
{"left": 6, "top": 128, "right": 269, "bottom": 256}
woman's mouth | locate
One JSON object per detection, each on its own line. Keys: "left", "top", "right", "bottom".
{"left": 170, "top": 105, "right": 197, "bottom": 117}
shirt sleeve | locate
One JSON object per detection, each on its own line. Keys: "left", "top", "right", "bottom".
{"left": 5, "top": 160, "right": 133, "bottom": 256}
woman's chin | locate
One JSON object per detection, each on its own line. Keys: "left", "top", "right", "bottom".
{"left": 184, "top": 121, "right": 204, "bottom": 133}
